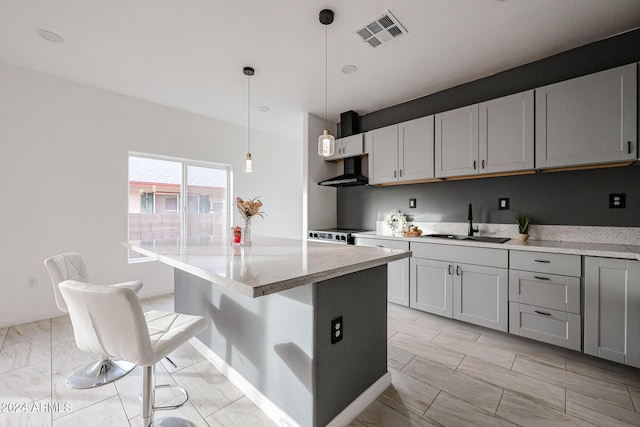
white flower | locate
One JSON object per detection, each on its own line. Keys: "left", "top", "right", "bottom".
{"left": 385, "top": 210, "right": 408, "bottom": 232}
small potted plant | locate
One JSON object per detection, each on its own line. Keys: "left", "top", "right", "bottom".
{"left": 515, "top": 213, "right": 530, "bottom": 241}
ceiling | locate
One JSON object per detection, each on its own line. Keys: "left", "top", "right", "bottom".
{"left": 1, "top": 0, "right": 639, "bottom": 138}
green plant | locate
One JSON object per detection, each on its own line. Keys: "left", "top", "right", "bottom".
{"left": 515, "top": 214, "right": 530, "bottom": 234}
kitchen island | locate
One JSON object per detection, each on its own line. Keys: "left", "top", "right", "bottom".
{"left": 129, "top": 236, "right": 410, "bottom": 427}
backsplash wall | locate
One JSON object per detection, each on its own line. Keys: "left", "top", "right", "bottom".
{"left": 337, "top": 166, "right": 640, "bottom": 230}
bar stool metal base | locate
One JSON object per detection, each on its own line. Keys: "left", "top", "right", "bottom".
{"left": 151, "top": 417, "right": 195, "bottom": 427}
{"left": 66, "top": 356, "right": 135, "bottom": 389}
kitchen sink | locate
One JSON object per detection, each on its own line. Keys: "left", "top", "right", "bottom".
{"left": 422, "top": 234, "right": 510, "bottom": 244}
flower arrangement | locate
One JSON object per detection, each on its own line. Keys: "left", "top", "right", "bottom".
{"left": 385, "top": 210, "right": 409, "bottom": 236}
{"left": 235, "top": 196, "right": 266, "bottom": 221}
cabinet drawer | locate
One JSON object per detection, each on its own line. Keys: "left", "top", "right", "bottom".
{"left": 510, "top": 251, "right": 581, "bottom": 276}
{"left": 411, "top": 242, "right": 507, "bottom": 268}
{"left": 509, "top": 270, "right": 581, "bottom": 314}
{"left": 509, "top": 302, "right": 581, "bottom": 351}
{"left": 355, "top": 237, "right": 409, "bottom": 250}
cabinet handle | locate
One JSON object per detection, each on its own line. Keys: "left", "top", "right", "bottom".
{"left": 399, "top": 169, "right": 403, "bottom": 177}
{"left": 534, "top": 276, "right": 551, "bottom": 281}
{"left": 534, "top": 259, "right": 551, "bottom": 263}
{"left": 448, "top": 265, "right": 453, "bottom": 275}
{"left": 534, "top": 310, "right": 552, "bottom": 316}
{"left": 473, "top": 160, "right": 477, "bottom": 170}
{"left": 394, "top": 170, "right": 397, "bottom": 178}
{"left": 481, "top": 159, "right": 485, "bottom": 169}
{"left": 456, "top": 265, "right": 461, "bottom": 276}
{"left": 629, "top": 141, "right": 633, "bottom": 154}
{"left": 375, "top": 245, "right": 384, "bottom": 248}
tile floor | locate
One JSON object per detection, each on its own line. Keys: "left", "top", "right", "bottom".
{"left": 2, "top": 294, "right": 640, "bottom": 426}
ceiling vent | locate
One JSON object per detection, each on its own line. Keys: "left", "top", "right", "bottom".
{"left": 354, "top": 10, "right": 407, "bottom": 48}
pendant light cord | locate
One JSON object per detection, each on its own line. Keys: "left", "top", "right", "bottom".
{"left": 247, "top": 73, "right": 251, "bottom": 154}
{"left": 324, "top": 24, "right": 328, "bottom": 130}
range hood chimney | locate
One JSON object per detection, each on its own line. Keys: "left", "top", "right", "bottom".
{"left": 318, "top": 156, "right": 368, "bottom": 187}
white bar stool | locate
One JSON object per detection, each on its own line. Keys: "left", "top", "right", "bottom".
{"left": 59, "top": 280, "right": 209, "bottom": 427}
{"left": 44, "top": 252, "right": 143, "bottom": 388}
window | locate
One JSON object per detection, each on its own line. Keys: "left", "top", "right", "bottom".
{"left": 128, "top": 154, "right": 230, "bottom": 261}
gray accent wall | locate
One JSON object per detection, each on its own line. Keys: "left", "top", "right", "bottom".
{"left": 337, "top": 167, "right": 640, "bottom": 230}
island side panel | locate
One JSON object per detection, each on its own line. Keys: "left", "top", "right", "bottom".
{"left": 313, "top": 265, "right": 388, "bottom": 427}
{"left": 174, "top": 268, "right": 315, "bottom": 427}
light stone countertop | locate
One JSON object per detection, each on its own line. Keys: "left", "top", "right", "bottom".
{"left": 128, "top": 236, "right": 411, "bottom": 298}
{"left": 353, "top": 231, "right": 640, "bottom": 261}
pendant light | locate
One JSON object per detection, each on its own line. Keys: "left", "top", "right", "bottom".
{"left": 318, "top": 9, "right": 335, "bottom": 157}
{"left": 243, "top": 66, "right": 255, "bottom": 173}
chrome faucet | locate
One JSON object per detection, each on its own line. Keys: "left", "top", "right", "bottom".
{"left": 467, "top": 203, "right": 479, "bottom": 236}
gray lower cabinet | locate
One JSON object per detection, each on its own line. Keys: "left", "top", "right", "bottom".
{"left": 584, "top": 257, "right": 640, "bottom": 368}
{"left": 410, "top": 242, "right": 508, "bottom": 332}
{"left": 355, "top": 237, "right": 410, "bottom": 306}
{"left": 536, "top": 63, "right": 638, "bottom": 168}
{"left": 509, "top": 251, "right": 582, "bottom": 351}
{"left": 410, "top": 258, "right": 452, "bottom": 317}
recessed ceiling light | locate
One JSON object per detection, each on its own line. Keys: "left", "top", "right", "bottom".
{"left": 36, "top": 29, "right": 65, "bottom": 44}
{"left": 258, "top": 106, "right": 270, "bottom": 112}
{"left": 341, "top": 65, "right": 358, "bottom": 74}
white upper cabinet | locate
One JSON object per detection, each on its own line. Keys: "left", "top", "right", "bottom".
{"left": 536, "top": 63, "right": 638, "bottom": 168}
{"left": 436, "top": 90, "right": 534, "bottom": 178}
{"left": 326, "top": 134, "right": 364, "bottom": 160}
{"left": 435, "top": 105, "right": 479, "bottom": 177}
{"left": 367, "top": 124, "right": 399, "bottom": 184}
{"left": 368, "top": 116, "right": 434, "bottom": 184}
{"left": 400, "top": 116, "right": 434, "bottom": 181}
{"left": 479, "top": 90, "right": 534, "bottom": 173}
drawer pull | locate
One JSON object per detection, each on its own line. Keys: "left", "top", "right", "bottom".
{"left": 534, "top": 276, "right": 551, "bottom": 281}
{"left": 534, "top": 310, "right": 552, "bottom": 316}
{"left": 375, "top": 245, "right": 384, "bottom": 248}
{"left": 534, "top": 259, "right": 551, "bottom": 263}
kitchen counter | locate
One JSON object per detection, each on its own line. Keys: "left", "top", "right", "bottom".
{"left": 353, "top": 231, "right": 640, "bottom": 260}
{"left": 128, "top": 235, "right": 410, "bottom": 297}
{"left": 128, "top": 235, "right": 411, "bottom": 427}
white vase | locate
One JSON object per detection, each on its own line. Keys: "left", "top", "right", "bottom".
{"left": 242, "top": 217, "right": 252, "bottom": 245}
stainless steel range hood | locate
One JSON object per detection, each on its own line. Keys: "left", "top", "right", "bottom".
{"left": 318, "top": 157, "right": 368, "bottom": 187}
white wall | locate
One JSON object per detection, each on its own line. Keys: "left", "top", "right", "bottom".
{"left": 0, "top": 62, "right": 304, "bottom": 327}
{"left": 305, "top": 113, "right": 340, "bottom": 230}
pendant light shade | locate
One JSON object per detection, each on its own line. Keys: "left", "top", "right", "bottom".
{"left": 243, "top": 66, "right": 255, "bottom": 173}
{"left": 318, "top": 9, "right": 335, "bottom": 158}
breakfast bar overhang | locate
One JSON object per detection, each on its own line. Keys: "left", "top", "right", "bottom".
{"left": 129, "top": 236, "right": 411, "bottom": 427}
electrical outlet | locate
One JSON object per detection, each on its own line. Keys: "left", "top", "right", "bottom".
{"left": 409, "top": 198, "right": 417, "bottom": 209}
{"left": 331, "top": 316, "right": 343, "bottom": 344}
{"left": 28, "top": 277, "right": 38, "bottom": 288}
{"left": 498, "top": 198, "right": 510, "bottom": 210}
{"left": 609, "top": 193, "right": 626, "bottom": 209}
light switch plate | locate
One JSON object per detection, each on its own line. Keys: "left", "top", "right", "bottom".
{"left": 498, "top": 198, "right": 510, "bottom": 210}
{"left": 409, "top": 198, "right": 416, "bottom": 208}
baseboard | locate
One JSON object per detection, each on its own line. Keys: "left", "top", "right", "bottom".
{"left": 0, "top": 310, "right": 63, "bottom": 328}
{"left": 326, "top": 372, "right": 391, "bottom": 427}
{"left": 189, "top": 337, "right": 388, "bottom": 427}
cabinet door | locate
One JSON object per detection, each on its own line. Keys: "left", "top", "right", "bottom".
{"left": 399, "top": 116, "right": 434, "bottom": 181}
{"left": 584, "top": 257, "right": 640, "bottom": 368}
{"left": 410, "top": 258, "right": 453, "bottom": 317}
{"left": 435, "top": 105, "right": 479, "bottom": 178}
{"left": 355, "top": 237, "right": 410, "bottom": 306}
{"left": 536, "top": 63, "right": 637, "bottom": 168}
{"left": 388, "top": 257, "right": 410, "bottom": 306}
{"left": 479, "top": 90, "right": 534, "bottom": 173}
{"left": 368, "top": 125, "right": 399, "bottom": 184}
{"left": 454, "top": 263, "right": 508, "bottom": 331}
{"left": 341, "top": 134, "right": 364, "bottom": 158}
